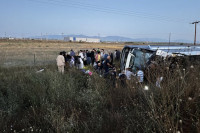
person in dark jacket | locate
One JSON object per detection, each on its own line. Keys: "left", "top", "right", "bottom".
{"left": 104, "top": 56, "right": 112, "bottom": 74}
{"left": 116, "top": 50, "right": 121, "bottom": 60}
{"left": 95, "top": 61, "right": 103, "bottom": 76}
{"left": 109, "top": 52, "right": 114, "bottom": 65}
{"left": 86, "top": 50, "right": 92, "bottom": 65}
{"left": 91, "top": 49, "right": 95, "bottom": 65}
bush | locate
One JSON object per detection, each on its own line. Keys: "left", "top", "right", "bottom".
{"left": 0, "top": 64, "right": 200, "bottom": 132}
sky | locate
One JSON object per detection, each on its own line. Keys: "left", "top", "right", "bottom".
{"left": 0, "top": 0, "right": 200, "bottom": 42}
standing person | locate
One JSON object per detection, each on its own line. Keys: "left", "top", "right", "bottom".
{"left": 91, "top": 49, "right": 95, "bottom": 65}
{"left": 103, "top": 51, "right": 109, "bottom": 61}
{"left": 66, "top": 52, "right": 72, "bottom": 62}
{"left": 125, "top": 68, "right": 135, "bottom": 80}
{"left": 79, "top": 56, "right": 84, "bottom": 69}
{"left": 109, "top": 52, "right": 114, "bottom": 65}
{"left": 79, "top": 50, "right": 84, "bottom": 60}
{"left": 74, "top": 55, "right": 80, "bottom": 68}
{"left": 56, "top": 52, "right": 65, "bottom": 74}
{"left": 136, "top": 67, "right": 144, "bottom": 83}
{"left": 64, "top": 52, "right": 71, "bottom": 68}
{"left": 156, "top": 77, "right": 163, "bottom": 88}
{"left": 86, "top": 50, "right": 92, "bottom": 65}
{"left": 116, "top": 50, "right": 121, "bottom": 61}
{"left": 70, "top": 56, "right": 75, "bottom": 67}
{"left": 100, "top": 49, "right": 105, "bottom": 60}
{"left": 95, "top": 51, "right": 101, "bottom": 63}
{"left": 70, "top": 49, "right": 75, "bottom": 57}
{"left": 104, "top": 56, "right": 112, "bottom": 75}
{"left": 61, "top": 51, "right": 67, "bottom": 62}
{"left": 95, "top": 61, "right": 104, "bottom": 76}
{"left": 113, "top": 50, "right": 117, "bottom": 60}
{"left": 83, "top": 50, "right": 87, "bottom": 65}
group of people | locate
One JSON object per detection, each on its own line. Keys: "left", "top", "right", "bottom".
{"left": 56, "top": 48, "right": 121, "bottom": 76}
{"left": 56, "top": 48, "right": 167, "bottom": 88}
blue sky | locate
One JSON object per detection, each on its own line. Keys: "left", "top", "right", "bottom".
{"left": 0, "top": 0, "right": 200, "bottom": 42}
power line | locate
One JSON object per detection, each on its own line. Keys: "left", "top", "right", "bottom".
{"left": 48, "top": 0, "right": 194, "bottom": 23}
{"left": 26, "top": 0, "right": 192, "bottom": 23}
{"left": 48, "top": 0, "right": 187, "bottom": 21}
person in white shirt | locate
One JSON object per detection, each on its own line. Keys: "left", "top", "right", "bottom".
{"left": 125, "top": 68, "right": 135, "bottom": 80}
{"left": 79, "top": 50, "right": 84, "bottom": 59}
{"left": 100, "top": 49, "right": 105, "bottom": 59}
{"left": 79, "top": 57, "right": 84, "bottom": 69}
{"left": 136, "top": 69, "right": 144, "bottom": 83}
{"left": 70, "top": 56, "right": 75, "bottom": 67}
{"left": 56, "top": 52, "right": 65, "bottom": 74}
{"left": 156, "top": 76, "right": 163, "bottom": 88}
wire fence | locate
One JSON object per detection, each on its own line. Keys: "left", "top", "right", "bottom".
{"left": 0, "top": 53, "right": 57, "bottom": 67}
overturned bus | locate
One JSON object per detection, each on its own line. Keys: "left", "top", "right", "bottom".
{"left": 120, "top": 45, "right": 200, "bottom": 75}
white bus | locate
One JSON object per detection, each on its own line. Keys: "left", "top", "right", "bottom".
{"left": 120, "top": 45, "right": 200, "bottom": 73}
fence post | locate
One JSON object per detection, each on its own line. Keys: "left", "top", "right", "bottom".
{"left": 34, "top": 54, "right": 36, "bottom": 65}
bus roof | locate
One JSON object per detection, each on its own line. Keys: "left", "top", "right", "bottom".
{"left": 124, "top": 45, "right": 200, "bottom": 56}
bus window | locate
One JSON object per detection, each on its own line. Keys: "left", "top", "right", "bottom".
{"left": 130, "top": 49, "right": 154, "bottom": 73}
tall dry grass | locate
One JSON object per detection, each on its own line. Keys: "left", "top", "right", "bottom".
{"left": 0, "top": 60, "right": 200, "bottom": 132}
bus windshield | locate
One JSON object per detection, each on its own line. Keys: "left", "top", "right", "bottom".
{"left": 129, "top": 49, "right": 154, "bottom": 73}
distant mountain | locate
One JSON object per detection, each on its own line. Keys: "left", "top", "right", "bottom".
{"left": 132, "top": 38, "right": 168, "bottom": 42}
{"left": 99, "top": 36, "right": 131, "bottom": 42}
{"left": 31, "top": 34, "right": 134, "bottom": 42}
{"left": 173, "top": 39, "right": 195, "bottom": 43}
{"left": 31, "top": 34, "right": 194, "bottom": 43}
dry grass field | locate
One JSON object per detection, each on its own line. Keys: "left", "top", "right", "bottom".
{"left": 0, "top": 39, "right": 188, "bottom": 67}
{"left": 0, "top": 38, "right": 188, "bottom": 72}
{"left": 0, "top": 39, "right": 127, "bottom": 67}
{"left": 0, "top": 39, "right": 200, "bottom": 132}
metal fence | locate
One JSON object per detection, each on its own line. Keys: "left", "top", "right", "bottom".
{"left": 0, "top": 53, "right": 57, "bottom": 67}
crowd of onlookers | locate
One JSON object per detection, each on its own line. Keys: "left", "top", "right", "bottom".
{"left": 56, "top": 48, "right": 121, "bottom": 77}
{"left": 56, "top": 48, "right": 162, "bottom": 87}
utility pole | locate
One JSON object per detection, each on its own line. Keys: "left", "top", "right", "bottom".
{"left": 169, "top": 32, "right": 171, "bottom": 45}
{"left": 46, "top": 33, "right": 48, "bottom": 41}
{"left": 61, "top": 33, "right": 64, "bottom": 40}
{"left": 191, "top": 21, "right": 200, "bottom": 45}
{"left": 41, "top": 33, "right": 43, "bottom": 40}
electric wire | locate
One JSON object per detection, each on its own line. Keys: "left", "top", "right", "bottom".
{"left": 25, "top": 0, "right": 193, "bottom": 24}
